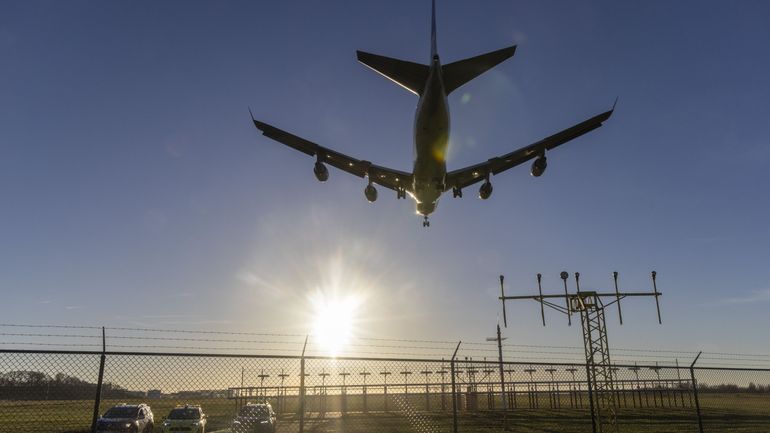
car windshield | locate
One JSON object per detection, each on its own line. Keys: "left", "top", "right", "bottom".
{"left": 239, "top": 406, "right": 269, "bottom": 419}
{"left": 168, "top": 408, "right": 201, "bottom": 420}
{"left": 103, "top": 407, "right": 138, "bottom": 418}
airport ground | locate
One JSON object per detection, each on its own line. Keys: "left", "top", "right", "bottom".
{"left": 3, "top": 393, "right": 770, "bottom": 433}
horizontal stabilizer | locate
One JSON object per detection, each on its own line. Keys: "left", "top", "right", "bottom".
{"left": 357, "top": 50, "right": 430, "bottom": 95}
{"left": 442, "top": 45, "right": 516, "bottom": 94}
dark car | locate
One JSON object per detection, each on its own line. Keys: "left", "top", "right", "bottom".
{"left": 95, "top": 403, "right": 154, "bottom": 433}
{"left": 231, "top": 403, "right": 276, "bottom": 433}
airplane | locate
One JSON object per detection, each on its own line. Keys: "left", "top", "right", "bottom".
{"left": 251, "top": 0, "right": 614, "bottom": 227}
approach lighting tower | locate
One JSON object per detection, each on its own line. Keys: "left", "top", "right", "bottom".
{"left": 498, "top": 271, "right": 662, "bottom": 433}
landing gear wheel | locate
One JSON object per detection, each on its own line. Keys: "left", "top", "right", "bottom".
{"left": 422, "top": 216, "right": 430, "bottom": 227}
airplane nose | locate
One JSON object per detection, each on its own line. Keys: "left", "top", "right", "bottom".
{"left": 416, "top": 201, "right": 437, "bottom": 216}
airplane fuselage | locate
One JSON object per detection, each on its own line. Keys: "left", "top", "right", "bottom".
{"left": 411, "top": 55, "right": 449, "bottom": 216}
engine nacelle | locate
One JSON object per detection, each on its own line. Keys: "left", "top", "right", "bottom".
{"left": 313, "top": 161, "right": 329, "bottom": 182}
{"left": 364, "top": 184, "right": 378, "bottom": 202}
{"left": 479, "top": 181, "right": 493, "bottom": 200}
{"left": 530, "top": 156, "right": 547, "bottom": 177}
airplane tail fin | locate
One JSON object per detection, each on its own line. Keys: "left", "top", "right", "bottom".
{"left": 356, "top": 51, "right": 429, "bottom": 96}
{"left": 441, "top": 45, "right": 517, "bottom": 94}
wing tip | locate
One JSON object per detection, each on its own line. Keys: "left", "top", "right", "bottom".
{"left": 249, "top": 112, "right": 269, "bottom": 132}
{"left": 600, "top": 97, "right": 619, "bottom": 121}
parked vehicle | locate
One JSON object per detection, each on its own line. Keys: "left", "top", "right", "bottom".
{"left": 160, "top": 404, "right": 206, "bottom": 433}
{"left": 95, "top": 403, "right": 154, "bottom": 433}
{"left": 231, "top": 402, "right": 276, "bottom": 433}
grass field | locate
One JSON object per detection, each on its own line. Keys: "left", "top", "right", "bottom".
{"left": 1, "top": 393, "right": 769, "bottom": 433}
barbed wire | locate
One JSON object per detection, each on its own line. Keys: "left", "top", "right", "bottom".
{"left": 0, "top": 323, "right": 103, "bottom": 329}
{"left": 2, "top": 323, "right": 770, "bottom": 365}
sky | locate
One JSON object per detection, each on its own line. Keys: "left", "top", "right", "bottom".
{"left": 1, "top": 1, "right": 770, "bottom": 364}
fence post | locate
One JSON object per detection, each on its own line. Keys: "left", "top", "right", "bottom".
{"left": 496, "top": 324, "right": 508, "bottom": 431}
{"left": 584, "top": 363, "right": 597, "bottom": 433}
{"left": 451, "top": 341, "right": 461, "bottom": 433}
{"left": 690, "top": 351, "right": 704, "bottom": 433}
{"left": 299, "top": 336, "right": 308, "bottom": 433}
{"left": 90, "top": 327, "right": 106, "bottom": 433}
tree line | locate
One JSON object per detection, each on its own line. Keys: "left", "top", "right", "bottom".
{"left": 699, "top": 382, "right": 770, "bottom": 393}
{"left": 0, "top": 370, "right": 143, "bottom": 400}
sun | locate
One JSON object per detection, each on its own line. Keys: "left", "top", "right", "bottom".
{"left": 310, "top": 292, "right": 360, "bottom": 356}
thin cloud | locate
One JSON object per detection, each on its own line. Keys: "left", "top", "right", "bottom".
{"left": 164, "top": 292, "right": 195, "bottom": 299}
{"left": 720, "top": 288, "right": 770, "bottom": 304}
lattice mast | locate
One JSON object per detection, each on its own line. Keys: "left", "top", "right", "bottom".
{"left": 498, "top": 271, "right": 662, "bottom": 433}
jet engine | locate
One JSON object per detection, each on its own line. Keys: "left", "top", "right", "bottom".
{"left": 530, "top": 156, "right": 547, "bottom": 177}
{"left": 365, "top": 184, "right": 378, "bottom": 202}
{"left": 478, "top": 181, "right": 493, "bottom": 200}
{"left": 313, "top": 161, "right": 329, "bottom": 182}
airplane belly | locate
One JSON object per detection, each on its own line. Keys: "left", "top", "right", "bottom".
{"left": 412, "top": 94, "right": 449, "bottom": 183}
{"left": 411, "top": 90, "right": 448, "bottom": 216}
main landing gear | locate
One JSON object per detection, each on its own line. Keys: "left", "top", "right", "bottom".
{"left": 422, "top": 216, "right": 430, "bottom": 228}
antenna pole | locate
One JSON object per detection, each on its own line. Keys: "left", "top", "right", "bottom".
{"left": 537, "top": 273, "right": 546, "bottom": 326}
{"left": 574, "top": 272, "right": 581, "bottom": 294}
{"left": 561, "top": 271, "right": 571, "bottom": 326}
{"left": 652, "top": 271, "right": 662, "bottom": 324}
{"left": 499, "top": 275, "right": 508, "bottom": 328}
{"left": 613, "top": 271, "right": 623, "bottom": 325}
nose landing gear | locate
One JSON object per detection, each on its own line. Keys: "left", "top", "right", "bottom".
{"left": 422, "top": 216, "right": 430, "bottom": 228}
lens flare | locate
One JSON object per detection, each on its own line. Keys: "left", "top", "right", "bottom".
{"left": 310, "top": 291, "right": 360, "bottom": 356}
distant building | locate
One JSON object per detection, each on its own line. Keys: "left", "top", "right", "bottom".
{"left": 147, "top": 389, "right": 162, "bottom": 399}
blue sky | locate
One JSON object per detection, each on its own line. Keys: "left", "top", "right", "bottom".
{"left": 1, "top": 1, "right": 769, "bottom": 361}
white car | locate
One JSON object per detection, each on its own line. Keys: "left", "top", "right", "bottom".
{"left": 160, "top": 404, "right": 207, "bottom": 433}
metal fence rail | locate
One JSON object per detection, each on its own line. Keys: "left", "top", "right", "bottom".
{"left": 1, "top": 349, "right": 770, "bottom": 433}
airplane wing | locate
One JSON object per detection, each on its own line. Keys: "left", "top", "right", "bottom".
{"left": 251, "top": 116, "right": 413, "bottom": 193}
{"left": 444, "top": 106, "right": 614, "bottom": 191}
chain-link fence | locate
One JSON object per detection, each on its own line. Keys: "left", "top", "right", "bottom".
{"left": 693, "top": 367, "right": 770, "bottom": 433}
{"left": 2, "top": 349, "right": 770, "bottom": 433}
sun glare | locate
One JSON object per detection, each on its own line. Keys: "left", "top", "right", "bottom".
{"left": 310, "top": 292, "right": 360, "bottom": 356}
